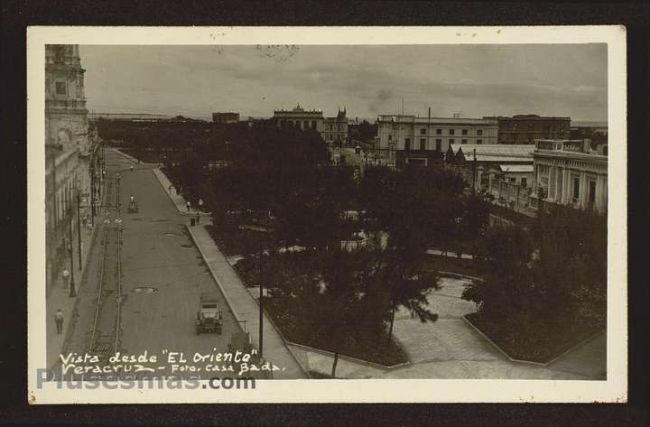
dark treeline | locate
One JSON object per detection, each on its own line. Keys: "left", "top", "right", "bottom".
{"left": 462, "top": 204, "right": 607, "bottom": 362}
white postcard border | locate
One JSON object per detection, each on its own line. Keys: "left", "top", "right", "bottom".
{"left": 27, "top": 25, "right": 627, "bottom": 404}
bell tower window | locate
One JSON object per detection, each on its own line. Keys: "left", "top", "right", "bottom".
{"left": 55, "top": 81, "right": 67, "bottom": 95}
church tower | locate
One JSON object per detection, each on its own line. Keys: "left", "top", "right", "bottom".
{"left": 44, "top": 44, "right": 93, "bottom": 295}
{"left": 45, "top": 44, "right": 89, "bottom": 154}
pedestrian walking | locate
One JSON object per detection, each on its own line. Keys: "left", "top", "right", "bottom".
{"left": 62, "top": 268, "right": 70, "bottom": 290}
{"left": 196, "top": 212, "right": 200, "bottom": 224}
{"left": 186, "top": 201, "right": 191, "bottom": 212}
{"left": 55, "top": 309, "right": 64, "bottom": 334}
{"left": 168, "top": 184, "right": 173, "bottom": 195}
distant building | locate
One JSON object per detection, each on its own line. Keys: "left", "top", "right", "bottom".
{"left": 272, "top": 104, "right": 349, "bottom": 144}
{"left": 376, "top": 114, "right": 498, "bottom": 167}
{"left": 484, "top": 115, "right": 571, "bottom": 144}
{"left": 88, "top": 112, "right": 171, "bottom": 121}
{"left": 570, "top": 120, "right": 608, "bottom": 147}
{"left": 447, "top": 144, "right": 534, "bottom": 201}
{"left": 530, "top": 139, "right": 608, "bottom": 214}
{"left": 273, "top": 104, "right": 324, "bottom": 132}
{"left": 212, "top": 112, "right": 240, "bottom": 124}
{"left": 45, "top": 44, "right": 97, "bottom": 294}
{"left": 322, "top": 108, "right": 349, "bottom": 145}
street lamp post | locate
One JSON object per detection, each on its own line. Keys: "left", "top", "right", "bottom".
{"left": 76, "top": 191, "right": 82, "bottom": 268}
{"left": 240, "top": 224, "right": 266, "bottom": 358}
{"left": 258, "top": 238, "right": 264, "bottom": 358}
{"left": 90, "top": 160, "right": 96, "bottom": 227}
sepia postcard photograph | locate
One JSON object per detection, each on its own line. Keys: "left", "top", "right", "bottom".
{"left": 27, "top": 26, "right": 627, "bottom": 404}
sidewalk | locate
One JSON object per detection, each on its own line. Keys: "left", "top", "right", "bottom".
{"left": 46, "top": 223, "right": 96, "bottom": 370}
{"left": 150, "top": 165, "right": 305, "bottom": 378}
{"left": 151, "top": 167, "right": 211, "bottom": 218}
{"left": 187, "top": 226, "right": 306, "bottom": 379}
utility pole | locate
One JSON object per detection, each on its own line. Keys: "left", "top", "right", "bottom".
{"left": 51, "top": 153, "right": 58, "bottom": 237}
{"left": 77, "top": 190, "right": 82, "bottom": 268}
{"left": 90, "top": 160, "right": 95, "bottom": 227}
{"left": 68, "top": 210, "right": 76, "bottom": 298}
{"left": 258, "top": 238, "right": 264, "bottom": 358}
{"left": 472, "top": 148, "right": 477, "bottom": 194}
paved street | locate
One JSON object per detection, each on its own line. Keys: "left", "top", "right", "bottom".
{"left": 63, "top": 150, "right": 243, "bottom": 379}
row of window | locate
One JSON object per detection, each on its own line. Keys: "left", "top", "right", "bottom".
{"left": 389, "top": 134, "right": 483, "bottom": 143}
{"left": 279, "top": 120, "right": 318, "bottom": 130}
{"left": 407, "top": 128, "right": 485, "bottom": 136}
{"left": 402, "top": 137, "right": 483, "bottom": 150}
{"left": 390, "top": 125, "right": 485, "bottom": 136}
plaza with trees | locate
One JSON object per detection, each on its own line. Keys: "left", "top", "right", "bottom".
{"left": 96, "top": 117, "right": 607, "bottom": 367}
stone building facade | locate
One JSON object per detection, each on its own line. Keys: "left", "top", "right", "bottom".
{"left": 376, "top": 114, "right": 498, "bottom": 167}
{"left": 321, "top": 108, "right": 349, "bottom": 145}
{"left": 484, "top": 114, "right": 571, "bottom": 145}
{"left": 45, "top": 44, "right": 94, "bottom": 294}
{"left": 273, "top": 104, "right": 324, "bottom": 133}
{"left": 212, "top": 112, "right": 240, "bottom": 124}
{"left": 272, "top": 104, "right": 349, "bottom": 145}
{"left": 529, "top": 139, "right": 608, "bottom": 214}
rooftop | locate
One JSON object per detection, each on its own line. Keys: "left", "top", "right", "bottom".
{"left": 484, "top": 114, "right": 571, "bottom": 121}
{"left": 377, "top": 115, "right": 497, "bottom": 125}
{"left": 274, "top": 104, "right": 323, "bottom": 114}
{"left": 534, "top": 139, "right": 608, "bottom": 157}
{"left": 498, "top": 164, "right": 534, "bottom": 173}
{"left": 450, "top": 144, "right": 535, "bottom": 157}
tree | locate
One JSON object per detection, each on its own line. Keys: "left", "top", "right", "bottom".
{"left": 463, "top": 204, "right": 607, "bottom": 341}
{"left": 459, "top": 193, "right": 491, "bottom": 255}
{"left": 361, "top": 244, "right": 440, "bottom": 342}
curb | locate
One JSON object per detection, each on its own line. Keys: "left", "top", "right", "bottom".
{"left": 438, "top": 271, "right": 484, "bottom": 283}
{"left": 462, "top": 315, "right": 604, "bottom": 368}
{"left": 285, "top": 341, "right": 411, "bottom": 372}
{"left": 185, "top": 225, "right": 243, "bottom": 324}
{"left": 150, "top": 167, "right": 211, "bottom": 218}
{"left": 185, "top": 225, "right": 308, "bottom": 378}
{"left": 110, "top": 148, "right": 139, "bottom": 164}
{"left": 220, "top": 251, "right": 316, "bottom": 378}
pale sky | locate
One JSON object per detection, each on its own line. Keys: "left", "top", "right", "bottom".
{"left": 80, "top": 44, "right": 607, "bottom": 122}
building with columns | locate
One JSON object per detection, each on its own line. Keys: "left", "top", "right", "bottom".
{"left": 273, "top": 104, "right": 324, "bottom": 133}
{"left": 45, "top": 44, "right": 99, "bottom": 294}
{"left": 272, "top": 104, "right": 349, "bottom": 145}
{"left": 529, "top": 139, "right": 608, "bottom": 214}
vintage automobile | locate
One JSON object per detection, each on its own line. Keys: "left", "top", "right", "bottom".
{"left": 196, "top": 292, "right": 223, "bottom": 335}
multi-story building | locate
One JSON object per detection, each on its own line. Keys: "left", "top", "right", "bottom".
{"left": 570, "top": 120, "right": 608, "bottom": 147}
{"left": 530, "top": 139, "right": 608, "bottom": 214}
{"left": 484, "top": 114, "right": 571, "bottom": 144}
{"left": 273, "top": 104, "right": 324, "bottom": 133}
{"left": 375, "top": 114, "right": 498, "bottom": 167}
{"left": 272, "top": 104, "right": 349, "bottom": 145}
{"left": 45, "top": 44, "right": 98, "bottom": 294}
{"left": 321, "top": 108, "right": 349, "bottom": 145}
{"left": 212, "top": 112, "right": 240, "bottom": 124}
